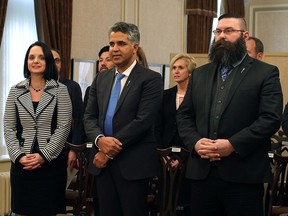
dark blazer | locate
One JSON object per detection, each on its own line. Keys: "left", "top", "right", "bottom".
{"left": 177, "top": 55, "right": 283, "bottom": 183}
{"left": 83, "top": 63, "right": 163, "bottom": 180}
{"left": 59, "top": 78, "right": 83, "bottom": 144}
{"left": 282, "top": 103, "right": 288, "bottom": 136}
{"left": 155, "top": 85, "right": 185, "bottom": 149}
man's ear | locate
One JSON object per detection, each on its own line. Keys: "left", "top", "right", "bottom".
{"left": 257, "top": 52, "right": 264, "bottom": 61}
{"left": 243, "top": 31, "right": 250, "bottom": 42}
{"left": 133, "top": 43, "right": 139, "bottom": 54}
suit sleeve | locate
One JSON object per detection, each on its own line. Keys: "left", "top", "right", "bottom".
{"left": 83, "top": 75, "right": 103, "bottom": 144}
{"left": 282, "top": 103, "right": 288, "bottom": 136}
{"left": 70, "top": 82, "right": 84, "bottom": 144}
{"left": 228, "top": 66, "right": 283, "bottom": 157}
{"left": 177, "top": 75, "right": 202, "bottom": 152}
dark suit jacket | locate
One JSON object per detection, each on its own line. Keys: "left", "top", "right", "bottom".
{"left": 282, "top": 103, "right": 288, "bottom": 136}
{"left": 59, "top": 78, "right": 84, "bottom": 145}
{"left": 177, "top": 55, "right": 283, "bottom": 183}
{"left": 83, "top": 63, "right": 163, "bottom": 180}
{"left": 155, "top": 85, "right": 185, "bottom": 149}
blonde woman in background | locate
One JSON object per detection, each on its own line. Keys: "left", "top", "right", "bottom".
{"left": 155, "top": 53, "right": 196, "bottom": 215}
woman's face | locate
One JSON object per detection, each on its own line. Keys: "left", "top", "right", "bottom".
{"left": 27, "top": 45, "right": 46, "bottom": 75}
{"left": 172, "top": 58, "right": 190, "bottom": 84}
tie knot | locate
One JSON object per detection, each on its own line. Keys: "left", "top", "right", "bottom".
{"left": 116, "top": 73, "right": 125, "bottom": 80}
{"left": 222, "top": 65, "right": 233, "bottom": 72}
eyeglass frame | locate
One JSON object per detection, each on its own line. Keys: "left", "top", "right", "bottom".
{"left": 213, "top": 28, "right": 245, "bottom": 36}
{"left": 54, "top": 58, "right": 61, "bottom": 64}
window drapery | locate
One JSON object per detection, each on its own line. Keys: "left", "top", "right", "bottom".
{"left": 0, "top": 0, "right": 8, "bottom": 46}
{"left": 186, "top": 0, "right": 217, "bottom": 53}
{"left": 0, "top": 0, "right": 38, "bottom": 156}
{"left": 222, "top": 0, "right": 244, "bottom": 17}
{"left": 34, "top": 0, "right": 73, "bottom": 79}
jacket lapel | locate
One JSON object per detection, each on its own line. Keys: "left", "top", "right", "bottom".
{"left": 223, "top": 55, "right": 254, "bottom": 110}
{"left": 115, "top": 64, "right": 139, "bottom": 112}
{"left": 205, "top": 63, "right": 218, "bottom": 122}
{"left": 17, "top": 91, "right": 35, "bottom": 119}
{"left": 103, "top": 69, "right": 117, "bottom": 113}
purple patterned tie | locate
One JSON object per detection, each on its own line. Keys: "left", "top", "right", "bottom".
{"left": 221, "top": 65, "right": 233, "bottom": 81}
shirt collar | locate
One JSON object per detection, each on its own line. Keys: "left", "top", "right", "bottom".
{"left": 115, "top": 60, "right": 137, "bottom": 77}
{"left": 232, "top": 53, "right": 247, "bottom": 68}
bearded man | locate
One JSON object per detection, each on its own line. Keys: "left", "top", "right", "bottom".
{"left": 177, "top": 13, "right": 283, "bottom": 216}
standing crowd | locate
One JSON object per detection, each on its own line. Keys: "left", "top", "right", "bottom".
{"left": 3, "top": 13, "right": 287, "bottom": 216}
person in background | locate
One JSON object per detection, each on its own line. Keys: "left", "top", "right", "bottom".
{"left": 83, "top": 21, "right": 163, "bottom": 216}
{"left": 177, "top": 13, "right": 282, "bottom": 216}
{"left": 136, "top": 46, "right": 149, "bottom": 68}
{"left": 83, "top": 45, "right": 115, "bottom": 108}
{"left": 98, "top": 45, "right": 115, "bottom": 73}
{"left": 246, "top": 36, "right": 264, "bottom": 60}
{"left": 155, "top": 53, "right": 196, "bottom": 215}
{"left": 51, "top": 48, "right": 84, "bottom": 169}
{"left": 4, "top": 41, "right": 72, "bottom": 215}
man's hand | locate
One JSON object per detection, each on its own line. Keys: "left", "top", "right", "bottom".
{"left": 97, "top": 136, "right": 122, "bottom": 157}
{"left": 67, "top": 150, "right": 77, "bottom": 171}
{"left": 195, "top": 138, "right": 234, "bottom": 161}
{"left": 93, "top": 152, "right": 110, "bottom": 168}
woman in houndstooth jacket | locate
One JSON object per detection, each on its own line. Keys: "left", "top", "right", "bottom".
{"left": 4, "top": 41, "right": 72, "bottom": 216}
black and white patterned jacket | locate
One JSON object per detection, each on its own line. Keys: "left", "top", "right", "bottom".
{"left": 4, "top": 78, "right": 72, "bottom": 163}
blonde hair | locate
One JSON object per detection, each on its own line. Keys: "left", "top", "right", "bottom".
{"left": 136, "top": 47, "right": 149, "bottom": 68}
{"left": 170, "top": 53, "right": 197, "bottom": 74}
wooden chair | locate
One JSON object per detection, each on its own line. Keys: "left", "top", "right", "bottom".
{"left": 267, "top": 152, "right": 288, "bottom": 216}
{"left": 65, "top": 141, "right": 94, "bottom": 216}
{"left": 156, "top": 146, "right": 190, "bottom": 216}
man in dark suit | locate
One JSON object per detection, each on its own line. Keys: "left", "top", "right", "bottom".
{"left": 83, "top": 22, "right": 163, "bottom": 216}
{"left": 177, "top": 13, "right": 283, "bottom": 216}
{"left": 51, "top": 49, "right": 83, "bottom": 169}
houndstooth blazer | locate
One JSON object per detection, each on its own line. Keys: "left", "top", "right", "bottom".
{"left": 4, "top": 78, "right": 72, "bottom": 163}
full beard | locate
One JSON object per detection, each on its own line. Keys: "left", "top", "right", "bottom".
{"left": 209, "top": 36, "right": 247, "bottom": 65}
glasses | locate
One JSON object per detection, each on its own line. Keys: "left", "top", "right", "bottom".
{"left": 213, "top": 28, "right": 245, "bottom": 36}
{"left": 54, "top": 58, "right": 61, "bottom": 64}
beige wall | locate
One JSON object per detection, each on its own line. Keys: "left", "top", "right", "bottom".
{"left": 0, "top": 158, "right": 10, "bottom": 172}
{"left": 71, "top": 0, "right": 185, "bottom": 65}
{"left": 72, "top": 0, "right": 288, "bottom": 64}
{"left": 71, "top": 0, "right": 288, "bottom": 104}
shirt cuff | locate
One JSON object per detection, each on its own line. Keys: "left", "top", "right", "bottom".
{"left": 95, "top": 134, "right": 104, "bottom": 150}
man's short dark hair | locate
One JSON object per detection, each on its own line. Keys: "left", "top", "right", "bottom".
{"left": 249, "top": 36, "right": 264, "bottom": 53}
{"left": 218, "top": 13, "right": 247, "bottom": 30}
{"left": 98, "top": 45, "right": 110, "bottom": 58}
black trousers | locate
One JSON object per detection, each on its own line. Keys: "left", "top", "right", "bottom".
{"left": 96, "top": 159, "right": 149, "bottom": 216}
{"left": 189, "top": 165, "right": 264, "bottom": 216}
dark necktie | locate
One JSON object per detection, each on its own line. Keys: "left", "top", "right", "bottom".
{"left": 221, "top": 65, "right": 233, "bottom": 81}
{"left": 104, "top": 73, "right": 125, "bottom": 136}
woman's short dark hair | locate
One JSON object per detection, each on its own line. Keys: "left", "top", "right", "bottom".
{"left": 23, "top": 41, "right": 58, "bottom": 80}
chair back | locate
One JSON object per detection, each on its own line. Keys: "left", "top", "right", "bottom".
{"left": 157, "top": 146, "right": 190, "bottom": 216}
{"left": 65, "top": 141, "right": 93, "bottom": 215}
{"left": 267, "top": 152, "right": 288, "bottom": 216}
{"left": 265, "top": 130, "right": 288, "bottom": 216}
